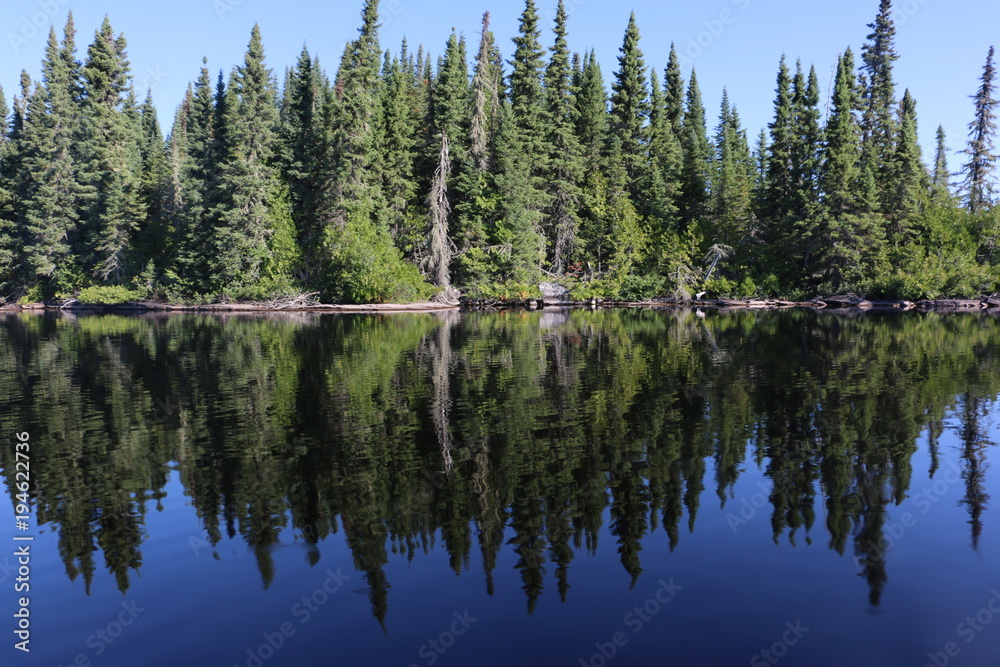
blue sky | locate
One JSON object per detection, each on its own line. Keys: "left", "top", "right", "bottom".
{"left": 2, "top": 0, "right": 997, "bottom": 166}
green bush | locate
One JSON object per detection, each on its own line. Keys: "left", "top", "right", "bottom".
{"left": 76, "top": 285, "right": 140, "bottom": 305}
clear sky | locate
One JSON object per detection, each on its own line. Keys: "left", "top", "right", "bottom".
{"left": 2, "top": 0, "right": 997, "bottom": 166}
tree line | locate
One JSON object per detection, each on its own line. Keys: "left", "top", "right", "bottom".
{"left": 0, "top": 0, "right": 998, "bottom": 304}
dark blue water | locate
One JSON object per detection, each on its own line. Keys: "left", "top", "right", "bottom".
{"left": 1, "top": 309, "right": 998, "bottom": 666}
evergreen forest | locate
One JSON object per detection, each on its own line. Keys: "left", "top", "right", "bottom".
{"left": 1, "top": 0, "right": 999, "bottom": 304}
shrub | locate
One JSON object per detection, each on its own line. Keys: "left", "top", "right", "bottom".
{"left": 76, "top": 285, "right": 140, "bottom": 305}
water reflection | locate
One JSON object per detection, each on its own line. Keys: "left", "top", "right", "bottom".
{"left": 1, "top": 309, "right": 996, "bottom": 620}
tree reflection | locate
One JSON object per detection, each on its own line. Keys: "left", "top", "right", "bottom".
{"left": 1, "top": 308, "right": 998, "bottom": 618}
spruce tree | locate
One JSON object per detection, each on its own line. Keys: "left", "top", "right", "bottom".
{"left": 0, "top": 87, "right": 13, "bottom": 292}
{"left": 931, "top": 125, "right": 953, "bottom": 203}
{"left": 210, "top": 25, "right": 295, "bottom": 295}
{"left": 323, "top": 0, "right": 429, "bottom": 303}
{"left": 574, "top": 51, "right": 609, "bottom": 280}
{"left": 76, "top": 16, "right": 144, "bottom": 284}
{"left": 646, "top": 75, "right": 681, "bottom": 233}
{"left": 860, "top": 0, "right": 899, "bottom": 209}
{"left": 664, "top": 44, "right": 685, "bottom": 138}
{"left": 575, "top": 50, "right": 607, "bottom": 167}
{"left": 543, "top": 0, "right": 584, "bottom": 274}
{"left": 134, "top": 89, "right": 167, "bottom": 279}
{"left": 167, "top": 61, "right": 218, "bottom": 291}
{"left": 506, "top": 0, "right": 551, "bottom": 239}
{"left": 762, "top": 56, "right": 796, "bottom": 228}
{"left": 21, "top": 24, "right": 83, "bottom": 294}
{"left": 494, "top": 102, "right": 544, "bottom": 286}
{"left": 609, "top": 12, "right": 650, "bottom": 203}
{"left": 961, "top": 45, "right": 997, "bottom": 214}
{"left": 813, "top": 48, "right": 885, "bottom": 290}
{"left": 1, "top": 74, "right": 32, "bottom": 293}
{"left": 380, "top": 49, "right": 423, "bottom": 258}
{"left": 887, "top": 89, "right": 927, "bottom": 241}
{"left": 280, "top": 47, "right": 329, "bottom": 258}
{"left": 712, "top": 91, "right": 754, "bottom": 250}
{"left": 679, "top": 70, "right": 710, "bottom": 227}
{"left": 792, "top": 63, "right": 823, "bottom": 216}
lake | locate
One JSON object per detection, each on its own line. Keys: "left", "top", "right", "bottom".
{"left": 1, "top": 308, "right": 999, "bottom": 666}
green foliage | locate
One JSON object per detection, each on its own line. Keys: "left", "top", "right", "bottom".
{"left": 5, "top": 2, "right": 1000, "bottom": 303}
{"left": 322, "top": 208, "right": 433, "bottom": 304}
{"left": 76, "top": 284, "right": 139, "bottom": 304}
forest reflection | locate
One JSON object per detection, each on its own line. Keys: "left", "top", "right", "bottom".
{"left": 1, "top": 308, "right": 995, "bottom": 621}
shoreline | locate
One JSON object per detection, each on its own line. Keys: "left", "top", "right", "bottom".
{"left": 1, "top": 296, "right": 999, "bottom": 314}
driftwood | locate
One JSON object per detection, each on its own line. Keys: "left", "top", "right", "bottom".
{"left": 820, "top": 294, "right": 873, "bottom": 309}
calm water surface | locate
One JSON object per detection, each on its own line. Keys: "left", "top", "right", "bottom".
{"left": 1, "top": 309, "right": 999, "bottom": 667}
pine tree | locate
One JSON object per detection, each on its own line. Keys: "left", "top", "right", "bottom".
{"left": 76, "top": 16, "right": 144, "bottom": 284}
{"left": 575, "top": 50, "right": 607, "bottom": 166}
{"left": 962, "top": 45, "right": 997, "bottom": 214}
{"left": 167, "top": 60, "right": 219, "bottom": 290}
{"left": 645, "top": 75, "right": 681, "bottom": 232}
{"left": 280, "top": 47, "right": 329, "bottom": 258}
{"left": 494, "top": 102, "right": 544, "bottom": 286}
{"left": 574, "top": 51, "right": 609, "bottom": 279}
{"left": 887, "top": 89, "right": 927, "bottom": 241}
{"left": 506, "top": 0, "right": 551, "bottom": 238}
{"left": 860, "top": 0, "right": 899, "bottom": 209}
{"left": 0, "top": 86, "right": 14, "bottom": 291}
{"left": 603, "top": 138, "right": 647, "bottom": 290}
{"left": 21, "top": 23, "right": 83, "bottom": 294}
{"left": 609, "top": 12, "right": 650, "bottom": 203}
{"left": 380, "top": 48, "right": 423, "bottom": 258}
{"left": 813, "top": 48, "right": 885, "bottom": 290}
{"left": 711, "top": 91, "right": 754, "bottom": 250}
{"left": 322, "top": 0, "right": 429, "bottom": 303}
{"left": 762, "top": 56, "right": 796, "bottom": 227}
{"left": 931, "top": 125, "right": 953, "bottom": 203}
{"left": 664, "top": 44, "right": 685, "bottom": 138}
{"left": 543, "top": 0, "right": 584, "bottom": 274}
{"left": 679, "top": 70, "right": 710, "bottom": 227}
{"left": 134, "top": 89, "right": 167, "bottom": 279}
{"left": 792, "top": 63, "right": 823, "bottom": 217}
{"left": 210, "top": 25, "right": 295, "bottom": 295}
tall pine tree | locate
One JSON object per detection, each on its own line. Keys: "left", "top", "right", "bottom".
{"left": 209, "top": 25, "right": 295, "bottom": 295}
{"left": 21, "top": 22, "right": 83, "bottom": 294}
{"left": 961, "top": 45, "right": 997, "bottom": 214}
{"left": 543, "top": 0, "right": 584, "bottom": 274}
{"left": 609, "top": 12, "right": 650, "bottom": 206}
